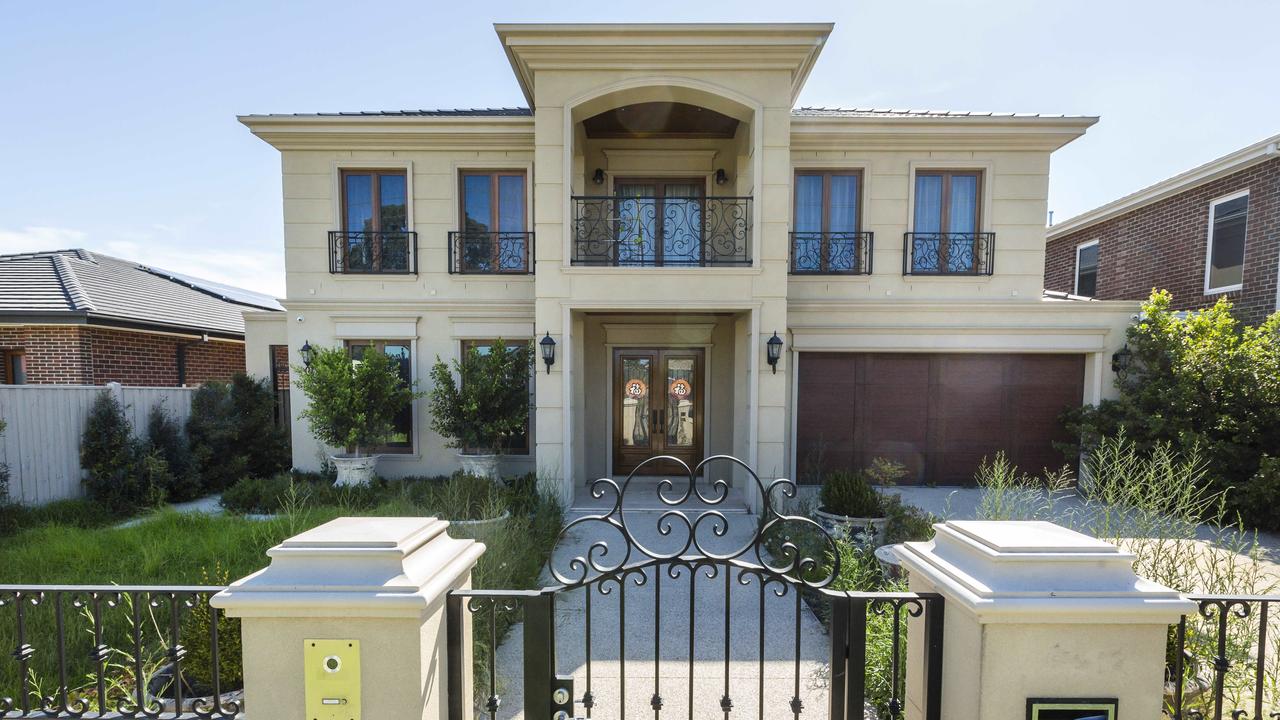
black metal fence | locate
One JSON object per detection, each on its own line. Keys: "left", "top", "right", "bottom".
{"left": 0, "top": 586, "right": 237, "bottom": 719}
{"left": 447, "top": 231, "right": 534, "bottom": 274}
{"left": 789, "top": 231, "right": 874, "bottom": 275}
{"left": 571, "top": 196, "right": 752, "bottom": 267}
{"left": 902, "top": 232, "right": 995, "bottom": 276}
{"left": 328, "top": 230, "right": 418, "bottom": 274}
{"left": 1169, "top": 594, "right": 1280, "bottom": 720}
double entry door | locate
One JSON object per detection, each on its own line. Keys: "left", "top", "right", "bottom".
{"left": 614, "top": 179, "right": 705, "bottom": 266}
{"left": 613, "top": 348, "right": 704, "bottom": 475}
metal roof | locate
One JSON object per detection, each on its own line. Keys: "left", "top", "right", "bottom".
{"left": 241, "top": 106, "right": 1082, "bottom": 120}
{"left": 0, "top": 249, "right": 282, "bottom": 336}
{"left": 792, "top": 107, "right": 1089, "bottom": 119}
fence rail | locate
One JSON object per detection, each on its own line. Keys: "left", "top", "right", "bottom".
{"left": 0, "top": 585, "right": 236, "bottom": 719}
{"left": 570, "top": 196, "right": 752, "bottom": 267}
{"left": 1170, "top": 594, "right": 1280, "bottom": 720}
{"left": 447, "top": 231, "right": 534, "bottom": 274}
{"left": 0, "top": 384, "right": 197, "bottom": 505}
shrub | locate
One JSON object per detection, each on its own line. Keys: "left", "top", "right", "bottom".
{"left": 295, "top": 346, "right": 418, "bottom": 456}
{"left": 188, "top": 374, "right": 290, "bottom": 493}
{"left": 427, "top": 340, "right": 532, "bottom": 453}
{"left": 81, "top": 391, "right": 163, "bottom": 513}
{"left": 1236, "top": 456, "right": 1280, "bottom": 531}
{"left": 228, "top": 374, "right": 290, "bottom": 478}
{"left": 182, "top": 564, "right": 242, "bottom": 691}
{"left": 220, "top": 474, "right": 293, "bottom": 515}
{"left": 819, "top": 469, "right": 884, "bottom": 517}
{"left": 146, "top": 403, "right": 200, "bottom": 502}
{"left": 187, "top": 381, "right": 243, "bottom": 492}
{"left": 1063, "top": 291, "right": 1280, "bottom": 527}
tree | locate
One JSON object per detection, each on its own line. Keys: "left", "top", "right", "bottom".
{"left": 295, "top": 345, "right": 419, "bottom": 455}
{"left": 1064, "top": 290, "right": 1280, "bottom": 526}
{"left": 426, "top": 340, "right": 532, "bottom": 454}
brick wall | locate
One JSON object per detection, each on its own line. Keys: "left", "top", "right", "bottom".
{"left": 0, "top": 325, "right": 92, "bottom": 384}
{"left": 1045, "top": 156, "right": 1280, "bottom": 325}
{"left": 0, "top": 324, "right": 246, "bottom": 386}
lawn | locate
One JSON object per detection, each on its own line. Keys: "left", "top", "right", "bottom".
{"left": 0, "top": 472, "right": 562, "bottom": 710}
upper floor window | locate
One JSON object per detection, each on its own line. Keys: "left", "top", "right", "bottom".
{"left": 456, "top": 171, "right": 530, "bottom": 273}
{"left": 333, "top": 169, "right": 412, "bottom": 273}
{"left": 1075, "top": 240, "right": 1099, "bottom": 297}
{"left": 1205, "top": 190, "right": 1249, "bottom": 294}
{"left": 792, "top": 170, "right": 868, "bottom": 274}
{"left": 345, "top": 340, "right": 413, "bottom": 453}
{"left": 907, "top": 170, "right": 992, "bottom": 275}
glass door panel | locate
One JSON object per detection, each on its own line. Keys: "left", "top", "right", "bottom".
{"left": 662, "top": 355, "right": 697, "bottom": 450}
{"left": 618, "top": 354, "right": 654, "bottom": 452}
{"left": 662, "top": 182, "right": 703, "bottom": 265}
{"left": 615, "top": 183, "right": 657, "bottom": 265}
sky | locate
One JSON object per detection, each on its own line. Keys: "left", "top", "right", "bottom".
{"left": 2, "top": 0, "right": 1277, "bottom": 297}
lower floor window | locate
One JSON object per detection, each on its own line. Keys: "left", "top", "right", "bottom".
{"left": 461, "top": 339, "right": 532, "bottom": 455}
{"left": 3, "top": 350, "right": 25, "bottom": 384}
{"left": 345, "top": 340, "right": 413, "bottom": 454}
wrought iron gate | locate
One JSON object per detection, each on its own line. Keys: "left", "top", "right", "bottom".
{"left": 447, "top": 455, "right": 944, "bottom": 720}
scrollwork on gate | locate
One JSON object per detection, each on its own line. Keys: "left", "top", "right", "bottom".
{"left": 548, "top": 454, "right": 840, "bottom": 590}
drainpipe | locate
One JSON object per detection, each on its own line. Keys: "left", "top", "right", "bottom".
{"left": 176, "top": 333, "right": 210, "bottom": 387}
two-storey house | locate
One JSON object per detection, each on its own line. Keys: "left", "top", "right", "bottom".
{"left": 241, "top": 23, "right": 1136, "bottom": 503}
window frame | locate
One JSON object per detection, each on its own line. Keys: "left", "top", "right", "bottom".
{"left": 460, "top": 338, "right": 533, "bottom": 456}
{"left": 792, "top": 169, "right": 865, "bottom": 273}
{"left": 2, "top": 349, "right": 25, "bottom": 385}
{"left": 343, "top": 339, "right": 415, "bottom": 454}
{"left": 458, "top": 170, "right": 529, "bottom": 233}
{"left": 1203, "top": 188, "right": 1250, "bottom": 295}
{"left": 339, "top": 168, "right": 410, "bottom": 234}
{"left": 910, "top": 169, "right": 985, "bottom": 234}
{"left": 1074, "top": 239, "right": 1100, "bottom": 297}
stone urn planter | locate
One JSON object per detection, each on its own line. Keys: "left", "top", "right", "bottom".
{"left": 813, "top": 507, "right": 887, "bottom": 546}
{"left": 457, "top": 452, "right": 500, "bottom": 481}
{"left": 331, "top": 454, "right": 379, "bottom": 486}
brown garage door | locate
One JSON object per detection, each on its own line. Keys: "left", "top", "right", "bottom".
{"left": 796, "top": 352, "right": 1084, "bottom": 486}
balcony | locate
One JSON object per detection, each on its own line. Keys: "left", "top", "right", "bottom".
{"left": 448, "top": 231, "right": 534, "bottom": 274}
{"left": 328, "top": 230, "right": 417, "bottom": 274}
{"left": 902, "top": 232, "right": 995, "bottom": 276}
{"left": 789, "top": 231, "right": 873, "bottom": 275}
{"left": 571, "top": 196, "right": 752, "bottom": 267}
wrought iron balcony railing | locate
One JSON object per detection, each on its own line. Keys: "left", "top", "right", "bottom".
{"left": 447, "top": 231, "right": 534, "bottom": 275}
{"left": 902, "top": 232, "right": 995, "bottom": 276}
{"left": 328, "top": 230, "right": 417, "bottom": 274}
{"left": 571, "top": 196, "right": 752, "bottom": 267}
{"left": 789, "top": 231, "right": 874, "bottom": 275}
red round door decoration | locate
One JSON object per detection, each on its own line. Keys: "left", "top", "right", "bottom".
{"left": 668, "top": 379, "right": 692, "bottom": 399}
{"left": 625, "top": 379, "right": 648, "bottom": 399}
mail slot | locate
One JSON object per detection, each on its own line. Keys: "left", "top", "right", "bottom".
{"left": 305, "top": 639, "right": 361, "bottom": 720}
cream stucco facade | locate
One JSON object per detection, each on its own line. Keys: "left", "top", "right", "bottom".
{"left": 242, "top": 22, "right": 1137, "bottom": 507}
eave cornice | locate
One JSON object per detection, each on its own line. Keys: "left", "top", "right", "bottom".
{"left": 789, "top": 115, "right": 1098, "bottom": 152}
{"left": 495, "top": 22, "right": 833, "bottom": 106}
{"left": 238, "top": 115, "right": 535, "bottom": 151}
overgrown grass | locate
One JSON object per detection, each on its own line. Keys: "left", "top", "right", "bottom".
{"left": 0, "top": 474, "right": 562, "bottom": 710}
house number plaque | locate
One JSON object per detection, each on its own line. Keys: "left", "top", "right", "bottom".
{"left": 1026, "top": 698, "right": 1117, "bottom": 720}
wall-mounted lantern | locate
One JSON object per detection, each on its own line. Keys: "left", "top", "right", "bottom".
{"left": 715, "top": 168, "right": 729, "bottom": 186}
{"left": 766, "top": 331, "right": 783, "bottom": 374}
{"left": 540, "top": 332, "right": 557, "bottom": 374}
{"left": 592, "top": 168, "right": 605, "bottom": 185}
{"left": 1111, "top": 345, "right": 1132, "bottom": 374}
{"left": 300, "top": 340, "right": 315, "bottom": 368}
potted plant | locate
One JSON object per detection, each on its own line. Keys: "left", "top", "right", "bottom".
{"left": 427, "top": 339, "right": 532, "bottom": 480}
{"left": 813, "top": 458, "right": 906, "bottom": 545}
{"left": 295, "top": 345, "right": 419, "bottom": 486}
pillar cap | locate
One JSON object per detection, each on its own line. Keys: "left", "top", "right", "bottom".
{"left": 894, "top": 520, "right": 1194, "bottom": 624}
{"left": 212, "top": 517, "right": 485, "bottom": 618}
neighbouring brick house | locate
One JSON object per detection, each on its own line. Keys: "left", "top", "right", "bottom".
{"left": 0, "top": 249, "right": 283, "bottom": 386}
{"left": 1045, "top": 134, "right": 1280, "bottom": 324}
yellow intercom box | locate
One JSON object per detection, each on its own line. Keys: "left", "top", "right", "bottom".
{"left": 304, "top": 639, "right": 361, "bottom": 720}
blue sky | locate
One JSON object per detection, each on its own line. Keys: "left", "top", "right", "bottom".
{"left": 2, "top": 0, "right": 1276, "bottom": 296}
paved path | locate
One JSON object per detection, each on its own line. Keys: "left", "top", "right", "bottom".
{"left": 489, "top": 506, "right": 834, "bottom": 720}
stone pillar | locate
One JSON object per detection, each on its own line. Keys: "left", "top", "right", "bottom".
{"left": 895, "top": 520, "right": 1193, "bottom": 720}
{"left": 212, "top": 517, "right": 485, "bottom": 720}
